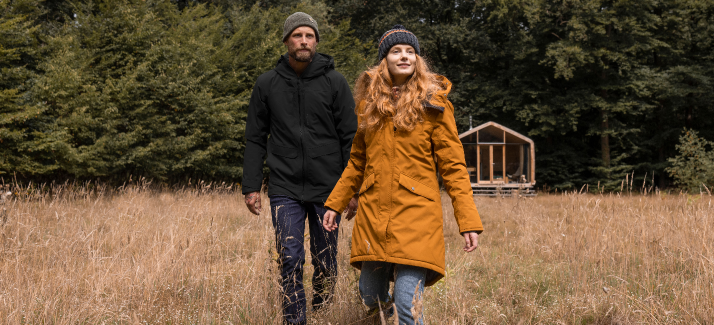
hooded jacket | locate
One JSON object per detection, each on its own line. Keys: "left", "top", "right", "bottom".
{"left": 324, "top": 75, "right": 483, "bottom": 286}
{"left": 242, "top": 53, "right": 357, "bottom": 202}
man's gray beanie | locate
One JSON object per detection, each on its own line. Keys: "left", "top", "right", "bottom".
{"left": 283, "top": 12, "right": 320, "bottom": 42}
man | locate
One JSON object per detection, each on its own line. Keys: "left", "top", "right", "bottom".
{"left": 242, "top": 12, "right": 358, "bottom": 325}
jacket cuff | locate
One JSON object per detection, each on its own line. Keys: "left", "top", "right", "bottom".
{"left": 241, "top": 186, "right": 261, "bottom": 195}
{"left": 460, "top": 229, "right": 483, "bottom": 235}
{"left": 324, "top": 203, "right": 344, "bottom": 214}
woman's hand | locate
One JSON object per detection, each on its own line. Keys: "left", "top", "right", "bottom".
{"left": 342, "top": 195, "right": 359, "bottom": 220}
{"left": 323, "top": 209, "right": 340, "bottom": 232}
{"left": 463, "top": 231, "right": 479, "bottom": 252}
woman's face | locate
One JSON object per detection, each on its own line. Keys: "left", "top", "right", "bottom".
{"left": 386, "top": 44, "right": 416, "bottom": 86}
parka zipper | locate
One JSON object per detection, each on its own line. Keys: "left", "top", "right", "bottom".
{"left": 385, "top": 120, "right": 396, "bottom": 254}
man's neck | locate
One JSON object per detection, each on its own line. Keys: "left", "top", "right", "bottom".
{"left": 288, "top": 55, "right": 312, "bottom": 77}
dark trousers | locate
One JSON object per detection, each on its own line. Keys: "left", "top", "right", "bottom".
{"left": 269, "top": 195, "right": 341, "bottom": 325}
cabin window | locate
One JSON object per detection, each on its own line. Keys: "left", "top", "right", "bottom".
{"left": 523, "top": 144, "right": 530, "bottom": 182}
{"left": 478, "top": 127, "right": 504, "bottom": 143}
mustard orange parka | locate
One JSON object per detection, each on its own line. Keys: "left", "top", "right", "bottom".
{"left": 324, "top": 74, "right": 484, "bottom": 286}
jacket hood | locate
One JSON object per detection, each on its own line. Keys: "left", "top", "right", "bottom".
{"left": 275, "top": 52, "right": 335, "bottom": 79}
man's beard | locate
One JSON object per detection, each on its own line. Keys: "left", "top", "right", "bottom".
{"left": 288, "top": 44, "right": 316, "bottom": 62}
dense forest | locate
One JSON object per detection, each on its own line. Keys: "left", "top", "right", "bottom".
{"left": 1, "top": 0, "right": 713, "bottom": 192}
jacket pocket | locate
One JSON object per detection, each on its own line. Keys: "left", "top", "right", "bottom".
{"left": 359, "top": 173, "right": 375, "bottom": 195}
{"left": 308, "top": 142, "right": 339, "bottom": 158}
{"left": 270, "top": 142, "right": 298, "bottom": 158}
{"left": 398, "top": 174, "right": 439, "bottom": 201}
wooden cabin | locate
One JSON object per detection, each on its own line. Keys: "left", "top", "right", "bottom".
{"left": 458, "top": 122, "right": 536, "bottom": 196}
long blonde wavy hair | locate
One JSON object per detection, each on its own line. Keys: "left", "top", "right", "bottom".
{"left": 353, "top": 55, "right": 441, "bottom": 132}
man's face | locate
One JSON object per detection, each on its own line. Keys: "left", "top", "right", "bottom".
{"left": 284, "top": 26, "right": 317, "bottom": 62}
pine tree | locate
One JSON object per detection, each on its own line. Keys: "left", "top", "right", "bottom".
{"left": 666, "top": 129, "right": 714, "bottom": 193}
{"left": 19, "top": 0, "right": 371, "bottom": 183}
{"left": 330, "top": 0, "right": 714, "bottom": 190}
{"left": 0, "top": 0, "right": 49, "bottom": 177}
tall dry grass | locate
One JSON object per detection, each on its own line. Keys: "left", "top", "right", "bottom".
{"left": 0, "top": 181, "right": 712, "bottom": 324}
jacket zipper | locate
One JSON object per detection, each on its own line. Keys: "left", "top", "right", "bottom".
{"left": 298, "top": 79, "right": 305, "bottom": 202}
{"left": 385, "top": 122, "right": 396, "bottom": 254}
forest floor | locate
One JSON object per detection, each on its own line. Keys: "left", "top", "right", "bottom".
{"left": 1, "top": 182, "right": 712, "bottom": 324}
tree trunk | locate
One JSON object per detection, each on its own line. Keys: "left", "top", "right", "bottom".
{"left": 600, "top": 24, "right": 612, "bottom": 171}
{"left": 600, "top": 108, "right": 610, "bottom": 168}
{"left": 600, "top": 70, "right": 610, "bottom": 169}
{"left": 658, "top": 146, "right": 666, "bottom": 189}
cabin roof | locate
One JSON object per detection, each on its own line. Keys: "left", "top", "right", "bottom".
{"left": 458, "top": 121, "right": 534, "bottom": 145}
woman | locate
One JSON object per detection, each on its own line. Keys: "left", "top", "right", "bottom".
{"left": 322, "top": 25, "right": 483, "bottom": 324}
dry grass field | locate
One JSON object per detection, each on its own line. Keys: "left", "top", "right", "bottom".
{"left": 0, "top": 181, "right": 712, "bottom": 324}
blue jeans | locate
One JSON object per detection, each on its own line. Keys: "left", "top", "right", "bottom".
{"left": 269, "top": 195, "right": 340, "bottom": 325}
{"left": 359, "top": 262, "right": 426, "bottom": 325}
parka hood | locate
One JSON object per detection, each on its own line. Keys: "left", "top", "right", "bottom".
{"left": 275, "top": 52, "right": 335, "bottom": 79}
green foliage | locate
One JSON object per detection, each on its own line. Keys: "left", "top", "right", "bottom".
{"left": 0, "top": 0, "right": 371, "bottom": 183}
{"left": 1, "top": 0, "right": 712, "bottom": 189}
{"left": 29, "top": 1, "right": 246, "bottom": 181}
{"left": 666, "top": 129, "right": 714, "bottom": 193}
{"left": 330, "top": 0, "right": 714, "bottom": 190}
{"left": 0, "top": 0, "right": 44, "bottom": 176}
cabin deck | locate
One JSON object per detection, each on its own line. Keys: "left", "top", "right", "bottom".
{"left": 471, "top": 184, "right": 537, "bottom": 197}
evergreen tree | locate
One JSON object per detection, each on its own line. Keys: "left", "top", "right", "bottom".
{"left": 666, "top": 129, "right": 714, "bottom": 193}
{"left": 0, "top": 0, "right": 48, "bottom": 177}
{"left": 17, "top": 0, "right": 370, "bottom": 183}
{"left": 638, "top": 0, "right": 714, "bottom": 188}
{"left": 330, "top": 0, "right": 714, "bottom": 190}
{"left": 2, "top": 0, "right": 711, "bottom": 190}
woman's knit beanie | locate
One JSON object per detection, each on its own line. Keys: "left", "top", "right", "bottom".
{"left": 378, "top": 24, "right": 420, "bottom": 61}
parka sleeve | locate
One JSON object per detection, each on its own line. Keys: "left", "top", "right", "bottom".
{"left": 242, "top": 79, "right": 270, "bottom": 194}
{"left": 324, "top": 101, "right": 367, "bottom": 213}
{"left": 432, "top": 100, "right": 484, "bottom": 234}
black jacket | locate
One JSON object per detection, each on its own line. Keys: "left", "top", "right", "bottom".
{"left": 242, "top": 53, "right": 357, "bottom": 202}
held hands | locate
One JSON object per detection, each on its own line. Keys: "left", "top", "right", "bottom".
{"left": 244, "top": 191, "right": 262, "bottom": 215}
{"left": 463, "top": 231, "right": 479, "bottom": 252}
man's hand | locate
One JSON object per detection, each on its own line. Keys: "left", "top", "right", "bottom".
{"left": 342, "top": 195, "right": 359, "bottom": 220}
{"left": 463, "top": 231, "right": 479, "bottom": 252}
{"left": 244, "top": 191, "right": 262, "bottom": 215}
{"left": 323, "top": 209, "right": 339, "bottom": 232}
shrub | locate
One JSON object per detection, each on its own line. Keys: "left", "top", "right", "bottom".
{"left": 666, "top": 129, "right": 714, "bottom": 193}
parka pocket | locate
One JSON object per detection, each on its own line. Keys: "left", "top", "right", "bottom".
{"left": 307, "top": 142, "right": 339, "bottom": 158}
{"left": 359, "top": 173, "right": 375, "bottom": 195}
{"left": 270, "top": 143, "right": 298, "bottom": 158}
{"left": 398, "top": 174, "right": 439, "bottom": 202}
{"left": 267, "top": 141, "right": 300, "bottom": 186}
{"left": 306, "top": 141, "right": 342, "bottom": 189}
